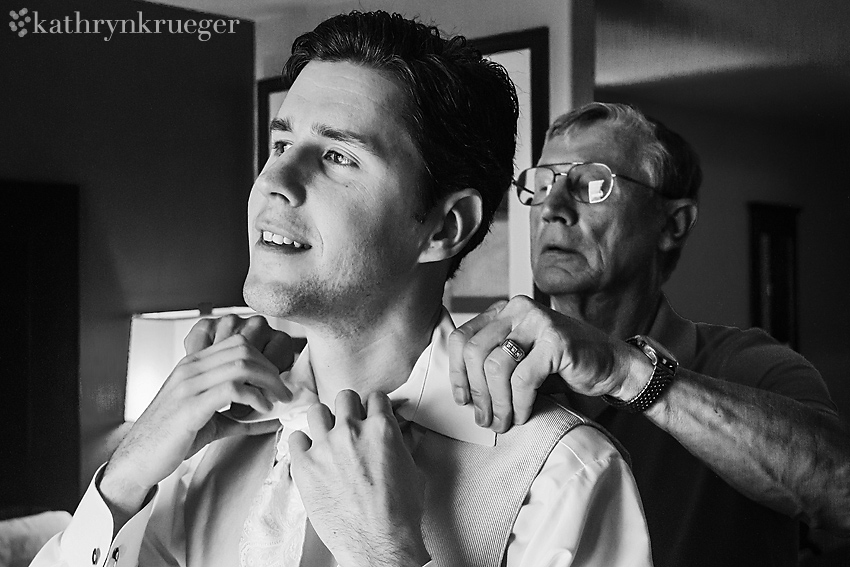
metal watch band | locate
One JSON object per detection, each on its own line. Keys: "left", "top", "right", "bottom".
{"left": 602, "top": 335, "right": 677, "bottom": 413}
{"left": 602, "top": 365, "right": 674, "bottom": 413}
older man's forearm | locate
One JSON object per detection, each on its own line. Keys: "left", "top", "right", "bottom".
{"left": 645, "top": 369, "right": 850, "bottom": 534}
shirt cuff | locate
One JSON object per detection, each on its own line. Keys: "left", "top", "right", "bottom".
{"left": 59, "top": 463, "right": 159, "bottom": 566}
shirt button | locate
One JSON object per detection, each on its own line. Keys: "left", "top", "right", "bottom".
{"left": 91, "top": 547, "right": 100, "bottom": 564}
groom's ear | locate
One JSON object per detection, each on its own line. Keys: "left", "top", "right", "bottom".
{"left": 418, "top": 189, "right": 483, "bottom": 264}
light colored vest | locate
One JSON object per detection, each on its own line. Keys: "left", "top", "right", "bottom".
{"left": 183, "top": 396, "right": 617, "bottom": 567}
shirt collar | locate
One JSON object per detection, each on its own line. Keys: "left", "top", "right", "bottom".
{"left": 647, "top": 294, "right": 698, "bottom": 369}
{"left": 234, "top": 308, "right": 495, "bottom": 447}
{"left": 391, "top": 308, "right": 495, "bottom": 446}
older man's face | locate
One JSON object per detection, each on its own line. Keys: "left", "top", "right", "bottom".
{"left": 529, "top": 123, "right": 664, "bottom": 297}
{"left": 243, "top": 61, "right": 429, "bottom": 324}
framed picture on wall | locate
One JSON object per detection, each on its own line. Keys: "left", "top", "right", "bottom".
{"left": 257, "top": 76, "right": 288, "bottom": 175}
{"left": 444, "top": 27, "right": 550, "bottom": 322}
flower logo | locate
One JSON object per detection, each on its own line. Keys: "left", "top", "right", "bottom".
{"left": 9, "top": 8, "right": 31, "bottom": 37}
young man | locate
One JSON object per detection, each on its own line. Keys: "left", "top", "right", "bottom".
{"left": 33, "top": 15, "right": 651, "bottom": 567}
{"left": 449, "top": 102, "right": 850, "bottom": 566}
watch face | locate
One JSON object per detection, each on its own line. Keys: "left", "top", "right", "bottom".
{"left": 640, "top": 343, "right": 659, "bottom": 365}
{"left": 629, "top": 335, "right": 678, "bottom": 371}
{"left": 643, "top": 336, "right": 676, "bottom": 361}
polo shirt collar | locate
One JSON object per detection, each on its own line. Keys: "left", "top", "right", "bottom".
{"left": 646, "top": 294, "right": 697, "bottom": 369}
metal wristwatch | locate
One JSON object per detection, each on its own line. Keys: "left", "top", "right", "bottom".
{"left": 602, "top": 335, "right": 678, "bottom": 413}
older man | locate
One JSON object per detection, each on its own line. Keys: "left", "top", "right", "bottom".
{"left": 450, "top": 102, "right": 850, "bottom": 567}
{"left": 32, "top": 16, "right": 651, "bottom": 567}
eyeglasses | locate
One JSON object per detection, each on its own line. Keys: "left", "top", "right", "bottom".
{"left": 513, "top": 162, "right": 658, "bottom": 206}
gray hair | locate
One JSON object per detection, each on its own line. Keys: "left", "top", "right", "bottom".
{"left": 547, "top": 102, "right": 701, "bottom": 201}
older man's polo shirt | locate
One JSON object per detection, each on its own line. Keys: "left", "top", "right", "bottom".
{"left": 565, "top": 296, "right": 838, "bottom": 567}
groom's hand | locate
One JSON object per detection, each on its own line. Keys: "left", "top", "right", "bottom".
{"left": 289, "top": 390, "right": 430, "bottom": 567}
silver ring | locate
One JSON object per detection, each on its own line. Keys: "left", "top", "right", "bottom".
{"left": 501, "top": 338, "right": 525, "bottom": 363}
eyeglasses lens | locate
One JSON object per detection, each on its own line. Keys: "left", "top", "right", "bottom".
{"left": 519, "top": 164, "right": 613, "bottom": 205}
{"left": 570, "top": 164, "right": 613, "bottom": 203}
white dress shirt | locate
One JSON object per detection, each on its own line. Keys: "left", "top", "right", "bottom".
{"left": 31, "top": 310, "right": 652, "bottom": 567}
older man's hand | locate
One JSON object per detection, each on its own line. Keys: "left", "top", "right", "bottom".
{"left": 448, "top": 295, "right": 651, "bottom": 433}
{"left": 289, "top": 390, "right": 430, "bottom": 567}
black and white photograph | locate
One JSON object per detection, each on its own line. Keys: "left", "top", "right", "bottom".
{"left": 2, "top": 1, "right": 849, "bottom": 566}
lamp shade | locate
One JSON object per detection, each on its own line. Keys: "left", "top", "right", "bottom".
{"left": 124, "top": 307, "right": 304, "bottom": 422}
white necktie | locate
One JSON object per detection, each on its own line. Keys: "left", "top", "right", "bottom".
{"left": 236, "top": 343, "right": 426, "bottom": 567}
{"left": 239, "top": 430, "right": 308, "bottom": 567}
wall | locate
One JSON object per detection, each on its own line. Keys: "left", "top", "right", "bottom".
{"left": 597, "top": 87, "right": 850, "bottom": 421}
{"left": 0, "top": 0, "right": 255, "bottom": 491}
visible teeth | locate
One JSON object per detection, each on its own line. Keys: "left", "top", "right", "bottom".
{"left": 262, "top": 230, "right": 307, "bottom": 249}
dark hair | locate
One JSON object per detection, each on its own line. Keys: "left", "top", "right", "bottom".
{"left": 548, "top": 102, "right": 702, "bottom": 278}
{"left": 281, "top": 11, "right": 518, "bottom": 277}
